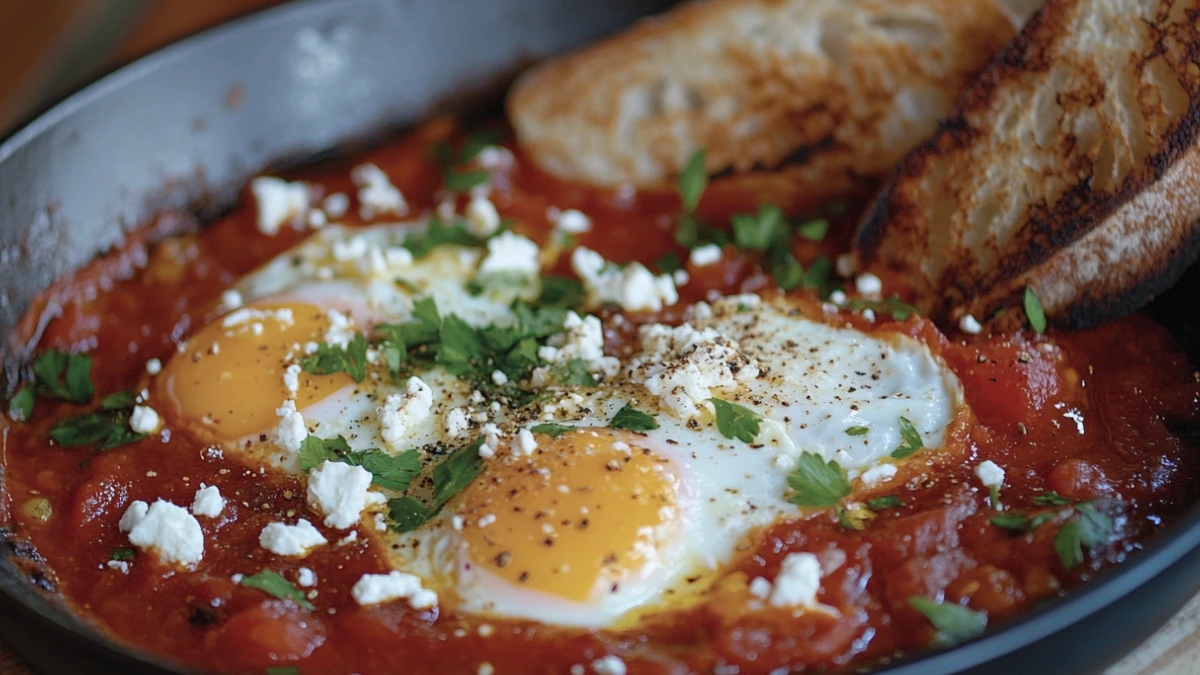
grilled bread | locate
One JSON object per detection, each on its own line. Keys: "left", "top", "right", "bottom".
{"left": 507, "top": 0, "right": 1033, "bottom": 211}
{"left": 854, "top": 0, "right": 1200, "bottom": 329}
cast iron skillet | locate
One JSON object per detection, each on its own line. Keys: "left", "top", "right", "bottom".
{"left": 1, "top": 1, "right": 1198, "bottom": 673}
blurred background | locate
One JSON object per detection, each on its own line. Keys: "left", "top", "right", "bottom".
{"left": 0, "top": 0, "right": 283, "bottom": 136}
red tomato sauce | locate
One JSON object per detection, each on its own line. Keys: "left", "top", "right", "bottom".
{"left": 2, "top": 119, "right": 1199, "bottom": 675}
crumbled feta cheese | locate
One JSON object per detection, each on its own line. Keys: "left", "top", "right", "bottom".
{"left": 592, "top": 655, "right": 627, "bottom": 675}
{"left": 351, "top": 571, "right": 438, "bottom": 609}
{"left": 770, "top": 552, "right": 822, "bottom": 607}
{"left": 555, "top": 209, "right": 591, "bottom": 234}
{"left": 445, "top": 408, "right": 470, "bottom": 438}
{"left": 627, "top": 322, "right": 760, "bottom": 417}
{"left": 191, "top": 484, "right": 225, "bottom": 518}
{"left": 283, "top": 363, "right": 302, "bottom": 396}
{"left": 538, "top": 311, "right": 620, "bottom": 379}
{"left": 351, "top": 163, "right": 407, "bottom": 219}
{"left": 297, "top": 567, "right": 317, "bottom": 587}
{"left": 491, "top": 370, "right": 509, "bottom": 386}
{"left": 251, "top": 177, "right": 309, "bottom": 235}
{"left": 465, "top": 196, "right": 502, "bottom": 237}
{"left": 386, "top": 247, "right": 413, "bottom": 267}
{"left": 571, "top": 247, "right": 678, "bottom": 312}
{"left": 960, "top": 314, "right": 984, "bottom": 335}
{"left": 672, "top": 269, "right": 690, "bottom": 286}
{"left": 478, "top": 231, "right": 541, "bottom": 277}
{"left": 861, "top": 309, "right": 876, "bottom": 322}
{"left": 478, "top": 514, "right": 497, "bottom": 528}
{"left": 332, "top": 235, "right": 369, "bottom": 262}
{"left": 859, "top": 463, "right": 897, "bottom": 488}
{"left": 120, "top": 500, "right": 204, "bottom": 565}
{"left": 377, "top": 377, "right": 434, "bottom": 450}
{"left": 306, "top": 209, "right": 328, "bottom": 228}
{"left": 829, "top": 290, "right": 848, "bottom": 305}
{"left": 478, "top": 663, "right": 495, "bottom": 675}
{"left": 476, "top": 146, "right": 514, "bottom": 170}
{"left": 322, "top": 192, "right": 349, "bottom": 218}
{"left": 221, "top": 289, "right": 244, "bottom": 311}
{"left": 106, "top": 560, "right": 130, "bottom": 574}
{"left": 323, "top": 309, "right": 356, "bottom": 348}
{"left": 748, "top": 576, "right": 773, "bottom": 599}
{"left": 307, "top": 460, "right": 387, "bottom": 530}
{"left": 145, "top": 358, "right": 162, "bottom": 375}
{"left": 514, "top": 429, "right": 538, "bottom": 456}
{"left": 274, "top": 399, "right": 307, "bottom": 453}
{"left": 689, "top": 243, "right": 723, "bottom": 267}
{"left": 259, "top": 518, "right": 328, "bottom": 556}
{"left": 975, "top": 460, "right": 1005, "bottom": 488}
{"left": 129, "top": 405, "right": 161, "bottom": 434}
{"left": 855, "top": 273, "right": 883, "bottom": 296}
{"left": 480, "top": 423, "right": 502, "bottom": 451}
{"left": 222, "top": 307, "right": 294, "bottom": 329}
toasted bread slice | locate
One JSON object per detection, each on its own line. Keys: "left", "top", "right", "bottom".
{"left": 508, "top": 0, "right": 1030, "bottom": 211}
{"left": 855, "top": 0, "right": 1200, "bottom": 329}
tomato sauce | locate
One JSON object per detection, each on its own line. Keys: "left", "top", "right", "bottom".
{"left": 2, "top": 118, "right": 1199, "bottom": 674}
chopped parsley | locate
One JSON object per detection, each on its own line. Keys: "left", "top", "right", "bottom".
{"left": 1055, "top": 501, "right": 1115, "bottom": 569}
{"left": 908, "top": 596, "right": 987, "bottom": 647}
{"left": 301, "top": 333, "right": 368, "bottom": 383}
{"left": 32, "top": 349, "right": 95, "bottom": 404}
{"left": 240, "top": 569, "right": 313, "bottom": 610}
{"left": 796, "top": 217, "right": 829, "bottom": 242}
{"left": 431, "top": 129, "right": 506, "bottom": 193}
{"left": 710, "top": 398, "right": 762, "bottom": 443}
{"left": 787, "top": 452, "right": 852, "bottom": 508}
{"left": 655, "top": 252, "right": 683, "bottom": 274}
{"left": 989, "top": 512, "right": 1055, "bottom": 532}
{"left": 265, "top": 667, "right": 301, "bottom": 675}
{"left": 889, "top": 417, "right": 924, "bottom": 459}
{"left": 109, "top": 547, "right": 137, "bottom": 562}
{"left": 843, "top": 297, "right": 921, "bottom": 321}
{"left": 551, "top": 359, "right": 597, "bottom": 387}
{"left": 402, "top": 214, "right": 489, "bottom": 259}
{"left": 49, "top": 391, "right": 147, "bottom": 449}
{"left": 679, "top": 149, "right": 708, "bottom": 213}
{"left": 845, "top": 426, "right": 869, "bottom": 436}
{"left": 1032, "top": 491, "right": 1072, "bottom": 506}
{"left": 1024, "top": 286, "right": 1047, "bottom": 333}
{"left": 608, "top": 404, "right": 658, "bottom": 431}
{"left": 801, "top": 255, "right": 834, "bottom": 295}
{"left": 530, "top": 423, "right": 573, "bottom": 438}
{"left": 537, "top": 275, "right": 585, "bottom": 309}
{"left": 299, "top": 434, "right": 421, "bottom": 492}
{"left": 674, "top": 150, "right": 727, "bottom": 249}
{"left": 867, "top": 495, "right": 905, "bottom": 510}
{"left": 8, "top": 387, "right": 34, "bottom": 422}
{"left": 388, "top": 436, "right": 486, "bottom": 533}
{"left": 731, "top": 203, "right": 787, "bottom": 251}
{"left": 770, "top": 250, "right": 804, "bottom": 292}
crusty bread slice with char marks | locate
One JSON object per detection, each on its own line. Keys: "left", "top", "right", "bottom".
{"left": 508, "top": 0, "right": 1034, "bottom": 211}
{"left": 855, "top": 0, "right": 1200, "bottom": 329}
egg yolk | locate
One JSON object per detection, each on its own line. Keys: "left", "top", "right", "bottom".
{"left": 456, "top": 429, "right": 680, "bottom": 603}
{"left": 157, "top": 302, "right": 353, "bottom": 441}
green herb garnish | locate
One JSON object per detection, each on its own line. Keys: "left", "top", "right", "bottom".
{"left": 1024, "top": 287, "right": 1047, "bottom": 333}
{"left": 388, "top": 436, "right": 486, "bottom": 533}
{"left": 732, "top": 203, "right": 787, "bottom": 251}
{"left": 679, "top": 150, "right": 708, "bottom": 213}
{"left": 796, "top": 217, "right": 830, "bottom": 242}
{"left": 787, "top": 452, "right": 852, "bottom": 508}
{"left": 909, "top": 596, "right": 987, "bottom": 647}
{"left": 889, "top": 416, "right": 924, "bottom": 459}
{"left": 1054, "top": 501, "right": 1114, "bottom": 569}
{"left": 32, "top": 349, "right": 94, "bottom": 403}
{"left": 299, "top": 435, "right": 421, "bottom": 492}
{"left": 49, "top": 391, "right": 147, "bottom": 450}
{"left": 867, "top": 495, "right": 905, "bottom": 510}
{"left": 710, "top": 398, "right": 762, "bottom": 443}
{"left": 8, "top": 387, "right": 34, "bottom": 422}
{"left": 537, "top": 275, "right": 585, "bottom": 309}
{"left": 845, "top": 426, "right": 869, "bottom": 436}
{"left": 608, "top": 404, "right": 658, "bottom": 432}
{"left": 240, "top": 569, "right": 313, "bottom": 610}
{"left": 301, "top": 333, "right": 368, "bottom": 383}
{"left": 1032, "top": 491, "right": 1072, "bottom": 506}
{"left": 110, "top": 547, "right": 138, "bottom": 562}
{"left": 530, "top": 423, "right": 573, "bottom": 438}
{"left": 843, "top": 297, "right": 921, "bottom": 321}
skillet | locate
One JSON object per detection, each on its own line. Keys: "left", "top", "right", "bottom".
{"left": 1, "top": 1, "right": 1198, "bottom": 673}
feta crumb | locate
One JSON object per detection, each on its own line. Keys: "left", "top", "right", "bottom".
{"left": 220, "top": 289, "right": 244, "bottom": 310}
{"left": 351, "top": 163, "right": 407, "bottom": 219}
{"left": 861, "top": 309, "right": 876, "bottom": 322}
{"left": 555, "top": 208, "right": 591, "bottom": 234}
{"left": 478, "top": 514, "right": 497, "bottom": 528}
{"left": 859, "top": 463, "right": 898, "bottom": 488}
{"left": 960, "top": 314, "right": 984, "bottom": 334}
{"left": 251, "top": 177, "right": 309, "bottom": 235}
{"left": 538, "top": 311, "right": 620, "bottom": 379}
{"left": 592, "top": 655, "right": 627, "bottom": 675}
{"left": 351, "top": 571, "right": 438, "bottom": 609}
{"left": 145, "top": 358, "right": 162, "bottom": 375}
{"left": 378, "top": 377, "right": 434, "bottom": 450}
{"left": 322, "top": 192, "right": 349, "bottom": 218}
{"left": 627, "top": 322, "right": 760, "bottom": 417}
{"left": 514, "top": 429, "right": 538, "bottom": 456}
{"left": 222, "top": 307, "right": 294, "bottom": 329}
{"left": 323, "top": 309, "right": 356, "bottom": 348}
{"left": 129, "top": 405, "right": 161, "bottom": 434}
{"left": 478, "top": 231, "right": 541, "bottom": 277}
{"left": 478, "top": 664, "right": 495, "bottom": 675}
{"left": 307, "top": 460, "right": 387, "bottom": 529}
{"left": 259, "top": 519, "right": 328, "bottom": 556}
{"left": 748, "top": 576, "right": 773, "bottom": 599}
{"left": 829, "top": 290, "right": 847, "bottom": 305}
{"left": 274, "top": 399, "right": 307, "bottom": 453}
{"left": 445, "top": 408, "right": 470, "bottom": 438}
{"left": 283, "top": 363, "right": 302, "bottom": 396}
{"left": 191, "top": 484, "right": 225, "bottom": 518}
{"left": 120, "top": 500, "right": 204, "bottom": 565}
{"left": 306, "top": 209, "right": 328, "bottom": 228}
{"left": 476, "top": 146, "right": 514, "bottom": 170}
{"left": 672, "top": 269, "right": 690, "bottom": 286}
{"left": 571, "top": 666, "right": 585, "bottom": 675}
{"left": 478, "top": 444, "right": 495, "bottom": 459}
{"left": 770, "top": 552, "right": 822, "bottom": 607}
{"left": 975, "top": 460, "right": 1005, "bottom": 488}
{"left": 836, "top": 253, "right": 856, "bottom": 277}
{"left": 465, "top": 196, "right": 501, "bottom": 237}
{"left": 855, "top": 273, "right": 883, "bottom": 296}
{"left": 571, "top": 247, "right": 678, "bottom": 312}
{"left": 297, "top": 567, "right": 317, "bottom": 587}
{"left": 689, "top": 243, "right": 723, "bottom": 267}
{"left": 106, "top": 560, "right": 130, "bottom": 574}
{"left": 386, "top": 247, "right": 413, "bottom": 267}
{"left": 491, "top": 370, "right": 509, "bottom": 386}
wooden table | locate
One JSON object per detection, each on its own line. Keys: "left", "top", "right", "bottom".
{"left": 1, "top": 1, "right": 1199, "bottom": 673}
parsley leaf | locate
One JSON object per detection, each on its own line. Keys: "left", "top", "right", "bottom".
{"left": 843, "top": 297, "right": 921, "bottom": 321}
{"left": 710, "top": 398, "right": 762, "bottom": 443}
{"left": 552, "top": 359, "right": 597, "bottom": 387}
{"left": 301, "top": 333, "right": 368, "bottom": 383}
{"left": 770, "top": 249, "right": 803, "bottom": 292}
{"left": 432, "top": 435, "right": 485, "bottom": 505}
{"left": 402, "top": 214, "right": 487, "bottom": 259}
{"left": 8, "top": 387, "right": 34, "bottom": 422}
{"left": 110, "top": 547, "right": 137, "bottom": 562}
{"left": 908, "top": 596, "right": 987, "bottom": 648}
{"left": 990, "top": 512, "right": 1050, "bottom": 532}
{"left": 538, "top": 275, "right": 585, "bottom": 309}
{"left": 1024, "top": 286, "right": 1047, "bottom": 333}
{"left": 49, "top": 391, "right": 147, "bottom": 449}
{"left": 890, "top": 416, "right": 924, "bottom": 459}
{"left": 796, "top": 217, "right": 829, "bottom": 242}
{"left": 530, "top": 423, "right": 573, "bottom": 438}
{"left": 1055, "top": 501, "right": 1115, "bottom": 569}
{"left": 609, "top": 404, "right": 658, "bottom": 431}
{"left": 801, "top": 255, "right": 833, "bottom": 294}
{"left": 679, "top": 150, "right": 708, "bottom": 213}
{"left": 732, "top": 204, "right": 787, "bottom": 250}
{"left": 240, "top": 569, "right": 313, "bottom": 610}
{"left": 299, "top": 435, "right": 420, "bottom": 492}
{"left": 266, "top": 667, "right": 301, "bottom": 675}
{"left": 656, "top": 252, "right": 683, "bottom": 274}
{"left": 845, "top": 426, "right": 869, "bottom": 436}
{"left": 444, "top": 169, "right": 490, "bottom": 192}
{"left": 1033, "top": 491, "right": 1072, "bottom": 506}
{"left": 787, "top": 452, "right": 852, "bottom": 508}
{"left": 32, "top": 349, "right": 94, "bottom": 403}
{"left": 867, "top": 495, "right": 905, "bottom": 510}
{"left": 432, "top": 129, "right": 506, "bottom": 193}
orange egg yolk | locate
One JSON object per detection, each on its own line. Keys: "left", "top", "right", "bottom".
{"left": 456, "top": 429, "right": 680, "bottom": 603}
{"left": 157, "top": 302, "right": 353, "bottom": 441}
